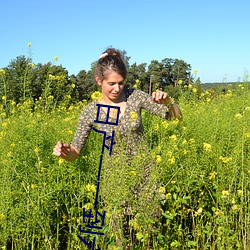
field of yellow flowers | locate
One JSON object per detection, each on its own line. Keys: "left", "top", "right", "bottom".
{"left": 0, "top": 83, "right": 249, "bottom": 249}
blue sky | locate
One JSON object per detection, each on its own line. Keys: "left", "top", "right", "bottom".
{"left": 1, "top": 0, "right": 249, "bottom": 83}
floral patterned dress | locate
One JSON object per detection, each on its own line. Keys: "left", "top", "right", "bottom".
{"left": 71, "top": 88, "right": 169, "bottom": 154}
{"left": 72, "top": 88, "right": 171, "bottom": 240}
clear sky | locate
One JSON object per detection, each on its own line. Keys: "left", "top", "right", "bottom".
{"left": 1, "top": 0, "right": 249, "bottom": 83}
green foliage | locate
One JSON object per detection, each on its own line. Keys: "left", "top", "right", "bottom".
{"left": 0, "top": 83, "right": 250, "bottom": 249}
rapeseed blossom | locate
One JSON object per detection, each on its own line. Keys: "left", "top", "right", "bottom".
{"left": 86, "top": 184, "right": 96, "bottom": 193}
{"left": 234, "top": 113, "right": 242, "bottom": 120}
{"left": 222, "top": 190, "right": 230, "bottom": 197}
{"left": 159, "top": 186, "right": 166, "bottom": 194}
{"left": 232, "top": 204, "right": 239, "bottom": 211}
{"left": 194, "top": 207, "right": 203, "bottom": 216}
{"left": 165, "top": 193, "right": 172, "bottom": 199}
{"left": 178, "top": 79, "right": 183, "bottom": 85}
{"left": 192, "top": 88, "right": 197, "bottom": 93}
{"left": 208, "top": 171, "right": 217, "bottom": 180}
{"left": 219, "top": 156, "right": 232, "bottom": 164}
{"left": 130, "top": 111, "right": 138, "bottom": 121}
{"left": 169, "top": 134, "right": 177, "bottom": 141}
{"left": 155, "top": 155, "right": 162, "bottom": 164}
{"left": 91, "top": 91, "right": 103, "bottom": 101}
{"left": 28, "top": 42, "right": 32, "bottom": 47}
{"left": 161, "top": 120, "right": 168, "bottom": 128}
{"left": 203, "top": 142, "right": 212, "bottom": 152}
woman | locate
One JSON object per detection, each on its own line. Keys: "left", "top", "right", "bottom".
{"left": 53, "top": 48, "right": 182, "bottom": 159}
{"left": 53, "top": 48, "right": 182, "bottom": 247}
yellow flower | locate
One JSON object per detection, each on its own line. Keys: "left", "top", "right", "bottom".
{"left": 237, "top": 189, "right": 243, "bottom": 196}
{"left": 208, "top": 171, "right": 217, "bottom": 180}
{"left": 171, "top": 119, "right": 179, "bottom": 126}
{"left": 48, "top": 74, "right": 55, "bottom": 80}
{"left": 86, "top": 184, "right": 96, "bottom": 193}
{"left": 159, "top": 186, "right": 166, "bottom": 194}
{"left": 222, "top": 190, "right": 230, "bottom": 197}
{"left": 133, "top": 84, "right": 138, "bottom": 89}
{"left": 154, "top": 123, "right": 159, "bottom": 131}
{"left": 178, "top": 79, "right": 183, "bottom": 85}
{"left": 195, "top": 207, "right": 203, "bottom": 216}
{"left": 192, "top": 88, "right": 197, "bottom": 93}
{"left": 245, "top": 132, "right": 250, "bottom": 138}
{"left": 28, "top": 42, "right": 32, "bottom": 47}
{"left": 161, "top": 120, "right": 168, "bottom": 129}
{"left": 165, "top": 193, "right": 172, "bottom": 199}
{"left": 11, "top": 100, "right": 16, "bottom": 106}
{"left": 193, "top": 69, "right": 198, "bottom": 74}
{"left": 130, "top": 171, "right": 136, "bottom": 176}
{"left": 232, "top": 204, "right": 239, "bottom": 211}
{"left": 34, "top": 147, "right": 41, "bottom": 153}
{"left": 219, "top": 156, "right": 232, "bottom": 164}
{"left": 188, "top": 84, "right": 193, "bottom": 89}
{"left": 234, "top": 113, "right": 242, "bottom": 120}
{"left": 31, "top": 184, "right": 37, "bottom": 189}
{"left": 0, "top": 69, "right": 6, "bottom": 75}
{"left": 203, "top": 142, "right": 212, "bottom": 152}
{"left": 2, "top": 96, "right": 6, "bottom": 100}
{"left": 91, "top": 91, "right": 103, "bottom": 101}
{"left": 155, "top": 155, "right": 162, "bottom": 164}
{"left": 182, "top": 139, "right": 187, "bottom": 145}
{"left": 245, "top": 106, "right": 250, "bottom": 112}
{"left": 135, "top": 79, "right": 140, "bottom": 83}
{"left": 0, "top": 213, "right": 5, "bottom": 221}
{"left": 130, "top": 111, "right": 138, "bottom": 121}
{"left": 58, "top": 158, "right": 64, "bottom": 165}
{"left": 2, "top": 122, "right": 7, "bottom": 128}
{"left": 168, "top": 156, "right": 175, "bottom": 165}
{"left": 48, "top": 95, "right": 54, "bottom": 100}
{"left": 71, "top": 83, "right": 75, "bottom": 89}
{"left": 169, "top": 134, "right": 177, "bottom": 141}
{"left": 54, "top": 56, "right": 58, "bottom": 62}
{"left": 84, "top": 203, "right": 93, "bottom": 210}
{"left": 189, "top": 138, "right": 195, "bottom": 144}
{"left": 214, "top": 209, "right": 223, "bottom": 216}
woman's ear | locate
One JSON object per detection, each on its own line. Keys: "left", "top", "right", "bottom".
{"left": 95, "top": 76, "right": 102, "bottom": 86}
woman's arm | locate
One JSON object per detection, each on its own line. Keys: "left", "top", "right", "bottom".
{"left": 53, "top": 102, "right": 95, "bottom": 161}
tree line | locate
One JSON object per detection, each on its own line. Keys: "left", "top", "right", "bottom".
{"left": 0, "top": 51, "right": 200, "bottom": 106}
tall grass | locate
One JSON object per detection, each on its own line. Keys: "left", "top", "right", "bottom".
{"left": 0, "top": 83, "right": 249, "bottom": 249}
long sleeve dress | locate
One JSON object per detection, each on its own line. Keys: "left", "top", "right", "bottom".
{"left": 71, "top": 88, "right": 170, "bottom": 238}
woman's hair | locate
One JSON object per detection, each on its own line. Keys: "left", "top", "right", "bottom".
{"left": 95, "top": 48, "right": 127, "bottom": 81}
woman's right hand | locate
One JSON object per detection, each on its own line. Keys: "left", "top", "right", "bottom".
{"left": 53, "top": 141, "right": 71, "bottom": 158}
{"left": 53, "top": 141, "right": 80, "bottom": 161}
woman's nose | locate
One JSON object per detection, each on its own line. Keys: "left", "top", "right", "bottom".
{"left": 114, "top": 84, "right": 120, "bottom": 92}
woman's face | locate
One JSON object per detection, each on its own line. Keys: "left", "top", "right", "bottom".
{"left": 96, "top": 71, "right": 125, "bottom": 102}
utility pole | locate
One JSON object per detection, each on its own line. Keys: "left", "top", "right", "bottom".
{"left": 149, "top": 75, "right": 152, "bottom": 95}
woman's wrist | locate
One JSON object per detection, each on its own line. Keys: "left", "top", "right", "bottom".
{"left": 165, "top": 97, "right": 175, "bottom": 107}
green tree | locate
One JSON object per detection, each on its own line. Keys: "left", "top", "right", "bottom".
{"left": 5, "top": 55, "right": 33, "bottom": 102}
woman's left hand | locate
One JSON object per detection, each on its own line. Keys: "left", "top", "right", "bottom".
{"left": 152, "top": 91, "right": 171, "bottom": 104}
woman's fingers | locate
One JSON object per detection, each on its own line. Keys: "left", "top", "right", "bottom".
{"left": 53, "top": 141, "right": 70, "bottom": 157}
{"left": 152, "top": 91, "right": 170, "bottom": 104}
